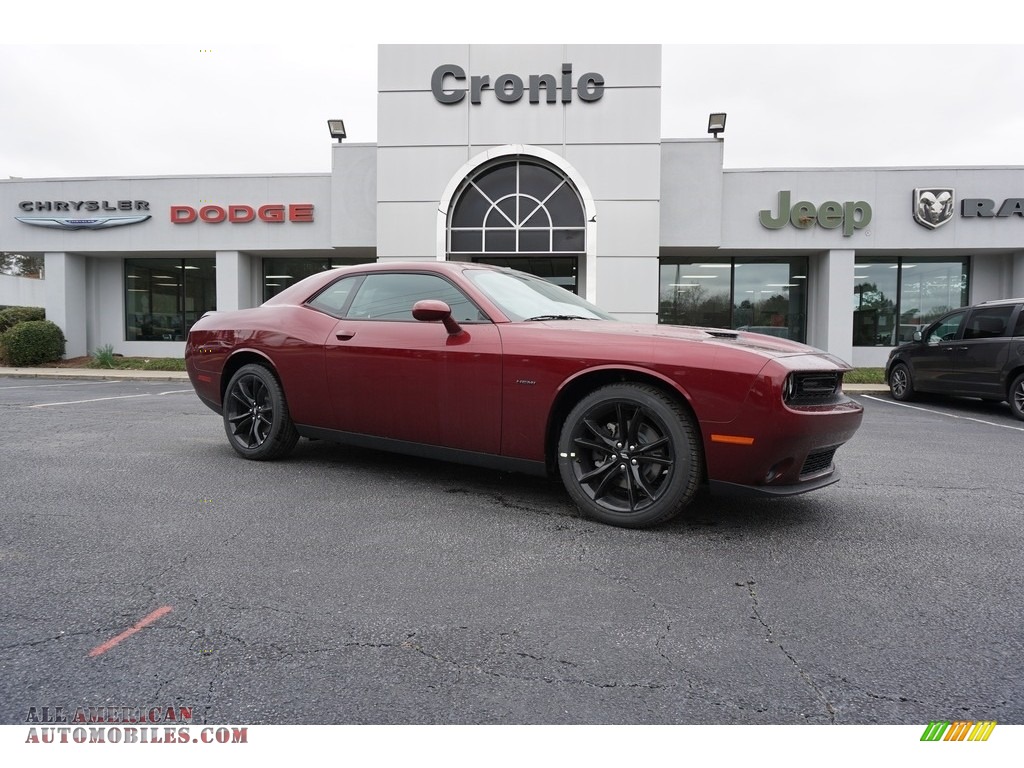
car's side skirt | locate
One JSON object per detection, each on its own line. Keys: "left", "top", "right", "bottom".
{"left": 295, "top": 425, "right": 549, "bottom": 477}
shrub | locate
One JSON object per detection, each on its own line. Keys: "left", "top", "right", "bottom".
{"left": 91, "top": 344, "right": 117, "bottom": 369}
{"left": 0, "top": 320, "right": 66, "bottom": 366}
{"left": 0, "top": 306, "right": 45, "bottom": 334}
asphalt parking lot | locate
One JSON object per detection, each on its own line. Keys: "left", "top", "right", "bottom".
{"left": 0, "top": 375, "right": 1021, "bottom": 725}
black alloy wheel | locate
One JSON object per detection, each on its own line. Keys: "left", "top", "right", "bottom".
{"left": 222, "top": 363, "right": 299, "bottom": 460}
{"left": 889, "top": 363, "right": 915, "bottom": 402}
{"left": 1010, "top": 372, "right": 1024, "bottom": 421}
{"left": 558, "top": 383, "right": 701, "bottom": 528}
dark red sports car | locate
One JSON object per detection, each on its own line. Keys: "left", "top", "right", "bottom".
{"left": 185, "top": 261, "right": 863, "bottom": 528}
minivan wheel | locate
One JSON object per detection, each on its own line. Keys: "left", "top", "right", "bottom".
{"left": 1010, "top": 372, "right": 1024, "bottom": 421}
{"left": 889, "top": 363, "right": 915, "bottom": 402}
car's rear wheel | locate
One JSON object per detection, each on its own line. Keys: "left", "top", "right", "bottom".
{"left": 223, "top": 363, "right": 299, "bottom": 460}
{"left": 557, "top": 384, "right": 701, "bottom": 528}
{"left": 1009, "top": 372, "right": 1024, "bottom": 421}
{"left": 889, "top": 363, "right": 915, "bottom": 401}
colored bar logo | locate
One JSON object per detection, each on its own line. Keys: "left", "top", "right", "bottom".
{"left": 920, "top": 720, "right": 997, "bottom": 742}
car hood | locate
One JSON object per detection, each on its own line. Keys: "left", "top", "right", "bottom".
{"left": 523, "top": 319, "right": 843, "bottom": 363}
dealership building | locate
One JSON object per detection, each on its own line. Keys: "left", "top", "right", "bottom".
{"left": 2, "top": 44, "right": 1024, "bottom": 368}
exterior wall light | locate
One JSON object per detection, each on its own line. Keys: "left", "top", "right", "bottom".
{"left": 327, "top": 120, "right": 347, "bottom": 142}
{"left": 708, "top": 112, "right": 726, "bottom": 139}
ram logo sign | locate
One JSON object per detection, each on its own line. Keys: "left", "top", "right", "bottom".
{"left": 913, "top": 187, "right": 955, "bottom": 230}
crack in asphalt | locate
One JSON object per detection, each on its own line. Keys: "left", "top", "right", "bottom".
{"left": 442, "top": 487, "right": 565, "bottom": 518}
{"left": 1, "top": 629, "right": 101, "bottom": 651}
{"left": 569, "top": 538, "right": 683, "bottom": 682}
{"left": 738, "top": 579, "right": 836, "bottom": 723}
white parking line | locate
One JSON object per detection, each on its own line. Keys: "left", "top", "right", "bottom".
{"left": 861, "top": 394, "right": 1024, "bottom": 432}
{"left": 27, "top": 390, "right": 193, "bottom": 408}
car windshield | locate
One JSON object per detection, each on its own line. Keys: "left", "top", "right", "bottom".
{"left": 465, "top": 268, "right": 617, "bottom": 322}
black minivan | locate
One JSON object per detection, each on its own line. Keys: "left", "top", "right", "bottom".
{"left": 886, "top": 298, "right": 1024, "bottom": 420}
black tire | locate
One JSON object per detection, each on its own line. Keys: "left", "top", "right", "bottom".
{"left": 222, "top": 363, "right": 299, "bottom": 460}
{"left": 557, "top": 384, "right": 701, "bottom": 528}
{"left": 1009, "top": 372, "right": 1024, "bottom": 421}
{"left": 889, "top": 363, "right": 915, "bottom": 402}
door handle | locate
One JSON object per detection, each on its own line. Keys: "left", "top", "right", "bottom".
{"left": 335, "top": 330, "right": 356, "bottom": 341}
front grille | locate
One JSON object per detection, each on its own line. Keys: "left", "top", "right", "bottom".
{"left": 786, "top": 372, "right": 841, "bottom": 405}
{"left": 800, "top": 446, "right": 838, "bottom": 477}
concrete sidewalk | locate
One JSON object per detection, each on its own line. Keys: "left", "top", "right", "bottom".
{"left": 0, "top": 366, "right": 189, "bottom": 382}
{"left": 0, "top": 365, "right": 890, "bottom": 392}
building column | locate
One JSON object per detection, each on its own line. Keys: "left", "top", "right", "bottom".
{"left": 44, "top": 252, "right": 87, "bottom": 358}
{"left": 1013, "top": 251, "right": 1024, "bottom": 298}
{"left": 808, "top": 249, "right": 855, "bottom": 364}
{"left": 215, "top": 251, "right": 255, "bottom": 312}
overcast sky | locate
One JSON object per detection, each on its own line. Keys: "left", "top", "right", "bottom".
{"left": 3, "top": 3, "right": 1024, "bottom": 179}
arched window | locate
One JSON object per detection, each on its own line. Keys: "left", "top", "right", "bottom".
{"left": 447, "top": 158, "right": 585, "bottom": 292}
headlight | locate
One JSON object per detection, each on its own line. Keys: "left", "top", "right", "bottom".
{"left": 782, "top": 373, "right": 794, "bottom": 401}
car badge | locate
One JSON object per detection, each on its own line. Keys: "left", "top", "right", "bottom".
{"left": 15, "top": 215, "right": 151, "bottom": 231}
{"left": 913, "top": 188, "right": 955, "bottom": 230}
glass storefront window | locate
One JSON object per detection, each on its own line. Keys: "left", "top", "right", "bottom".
{"left": 473, "top": 256, "right": 579, "bottom": 293}
{"left": 659, "top": 258, "right": 808, "bottom": 342}
{"left": 125, "top": 258, "right": 215, "bottom": 341}
{"left": 853, "top": 258, "right": 969, "bottom": 346}
{"left": 853, "top": 259, "right": 898, "bottom": 346}
{"left": 899, "top": 260, "right": 969, "bottom": 330}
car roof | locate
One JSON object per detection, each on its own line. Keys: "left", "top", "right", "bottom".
{"left": 978, "top": 297, "right": 1024, "bottom": 306}
{"left": 262, "top": 260, "right": 510, "bottom": 306}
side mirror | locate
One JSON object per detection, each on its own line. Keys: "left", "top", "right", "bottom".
{"left": 912, "top": 331, "right": 922, "bottom": 342}
{"left": 412, "top": 299, "right": 463, "bottom": 335}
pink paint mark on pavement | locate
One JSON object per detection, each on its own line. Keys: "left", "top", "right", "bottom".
{"left": 89, "top": 606, "right": 173, "bottom": 658}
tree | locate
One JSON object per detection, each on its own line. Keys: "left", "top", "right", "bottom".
{"left": 0, "top": 252, "right": 44, "bottom": 278}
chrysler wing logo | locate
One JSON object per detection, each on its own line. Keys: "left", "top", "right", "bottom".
{"left": 913, "top": 188, "right": 955, "bottom": 230}
{"left": 15, "top": 215, "right": 151, "bottom": 231}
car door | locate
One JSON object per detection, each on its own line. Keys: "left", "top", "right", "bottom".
{"left": 323, "top": 271, "right": 503, "bottom": 454}
{"left": 950, "top": 304, "right": 1017, "bottom": 397}
{"left": 905, "top": 309, "right": 967, "bottom": 393}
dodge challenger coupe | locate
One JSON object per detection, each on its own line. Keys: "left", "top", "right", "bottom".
{"left": 185, "top": 261, "right": 863, "bottom": 528}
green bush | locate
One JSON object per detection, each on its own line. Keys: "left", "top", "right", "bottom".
{"left": 0, "top": 320, "right": 66, "bottom": 366}
{"left": 0, "top": 306, "right": 45, "bottom": 334}
{"left": 91, "top": 344, "right": 117, "bottom": 369}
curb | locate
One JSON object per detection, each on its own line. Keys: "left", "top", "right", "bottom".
{"left": 0, "top": 367, "right": 189, "bottom": 383}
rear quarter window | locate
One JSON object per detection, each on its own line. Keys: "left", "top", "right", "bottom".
{"left": 963, "top": 305, "right": 1015, "bottom": 340}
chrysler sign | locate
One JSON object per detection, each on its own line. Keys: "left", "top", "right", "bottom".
{"left": 16, "top": 199, "right": 150, "bottom": 230}
{"left": 16, "top": 199, "right": 152, "bottom": 231}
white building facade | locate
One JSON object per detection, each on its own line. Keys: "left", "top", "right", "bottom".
{"left": 3, "top": 44, "right": 1023, "bottom": 367}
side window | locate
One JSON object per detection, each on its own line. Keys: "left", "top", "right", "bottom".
{"left": 346, "top": 273, "right": 487, "bottom": 322}
{"left": 963, "top": 306, "right": 1014, "bottom": 340}
{"left": 1013, "top": 305, "right": 1024, "bottom": 337}
{"left": 925, "top": 310, "right": 966, "bottom": 344}
{"left": 307, "top": 275, "right": 361, "bottom": 317}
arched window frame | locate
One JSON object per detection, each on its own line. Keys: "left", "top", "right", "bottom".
{"left": 437, "top": 145, "right": 599, "bottom": 302}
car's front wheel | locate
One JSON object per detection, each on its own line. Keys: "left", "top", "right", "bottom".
{"left": 1009, "top": 372, "right": 1024, "bottom": 421}
{"left": 222, "top": 363, "right": 299, "bottom": 460}
{"left": 557, "top": 384, "right": 701, "bottom": 528}
{"left": 889, "top": 362, "right": 915, "bottom": 402}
